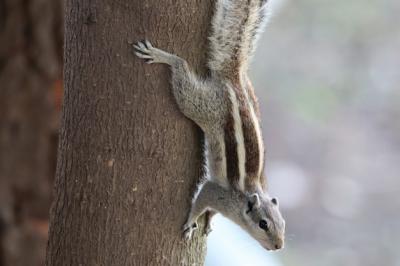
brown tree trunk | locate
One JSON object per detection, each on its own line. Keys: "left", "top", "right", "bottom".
{"left": 0, "top": 0, "right": 63, "bottom": 265}
{"left": 46, "top": 0, "right": 212, "bottom": 265}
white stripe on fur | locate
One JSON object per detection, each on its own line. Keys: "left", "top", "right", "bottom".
{"left": 241, "top": 76, "right": 264, "bottom": 179}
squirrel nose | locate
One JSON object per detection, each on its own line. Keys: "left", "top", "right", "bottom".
{"left": 274, "top": 239, "right": 284, "bottom": 250}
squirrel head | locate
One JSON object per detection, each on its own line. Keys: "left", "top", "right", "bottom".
{"left": 240, "top": 192, "right": 285, "bottom": 251}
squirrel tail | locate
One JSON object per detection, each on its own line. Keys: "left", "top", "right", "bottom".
{"left": 208, "top": 0, "right": 271, "bottom": 80}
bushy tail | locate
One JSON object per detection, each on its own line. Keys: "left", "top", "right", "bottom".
{"left": 208, "top": 0, "right": 270, "bottom": 80}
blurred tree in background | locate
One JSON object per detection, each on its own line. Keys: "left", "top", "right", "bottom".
{"left": 0, "top": 0, "right": 62, "bottom": 265}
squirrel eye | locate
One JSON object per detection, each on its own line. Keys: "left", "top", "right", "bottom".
{"left": 259, "top": 219, "right": 269, "bottom": 231}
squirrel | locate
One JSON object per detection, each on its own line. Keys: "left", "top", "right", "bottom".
{"left": 134, "top": 0, "right": 285, "bottom": 251}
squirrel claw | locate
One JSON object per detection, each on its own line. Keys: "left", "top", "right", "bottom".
{"left": 183, "top": 222, "right": 198, "bottom": 240}
{"left": 183, "top": 227, "right": 194, "bottom": 240}
{"left": 133, "top": 40, "right": 174, "bottom": 65}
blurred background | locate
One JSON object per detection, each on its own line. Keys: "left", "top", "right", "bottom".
{"left": 0, "top": 0, "right": 62, "bottom": 265}
{"left": 1, "top": 0, "right": 399, "bottom": 265}
{"left": 207, "top": 0, "right": 400, "bottom": 266}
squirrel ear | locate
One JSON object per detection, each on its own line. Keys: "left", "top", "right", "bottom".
{"left": 250, "top": 193, "right": 261, "bottom": 208}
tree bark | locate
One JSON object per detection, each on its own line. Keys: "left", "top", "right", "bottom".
{"left": 0, "top": 0, "right": 62, "bottom": 265}
{"left": 46, "top": 0, "right": 212, "bottom": 265}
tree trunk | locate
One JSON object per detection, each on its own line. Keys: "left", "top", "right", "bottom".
{"left": 0, "top": 0, "right": 62, "bottom": 265}
{"left": 46, "top": 0, "right": 212, "bottom": 265}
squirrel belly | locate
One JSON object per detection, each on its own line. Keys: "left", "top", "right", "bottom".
{"left": 134, "top": 0, "right": 285, "bottom": 252}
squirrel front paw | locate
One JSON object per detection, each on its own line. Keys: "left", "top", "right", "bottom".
{"left": 183, "top": 222, "right": 198, "bottom": 240}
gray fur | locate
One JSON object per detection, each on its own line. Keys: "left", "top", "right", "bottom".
{"left": 134, "top": 41, "right": 230, "bottom": 187}
{"left": 134, "top": 0, "right": 285, "bottom": 251}
{"left": 182, "top": 182, "right": 285, "bottom": 250}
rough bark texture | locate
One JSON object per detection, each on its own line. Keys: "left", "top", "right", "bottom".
{"left": 0, "top": 0, "right": 62, "bottom": 265}
{"left": 46, "top": 0, "right": 212, "bottom": 265}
